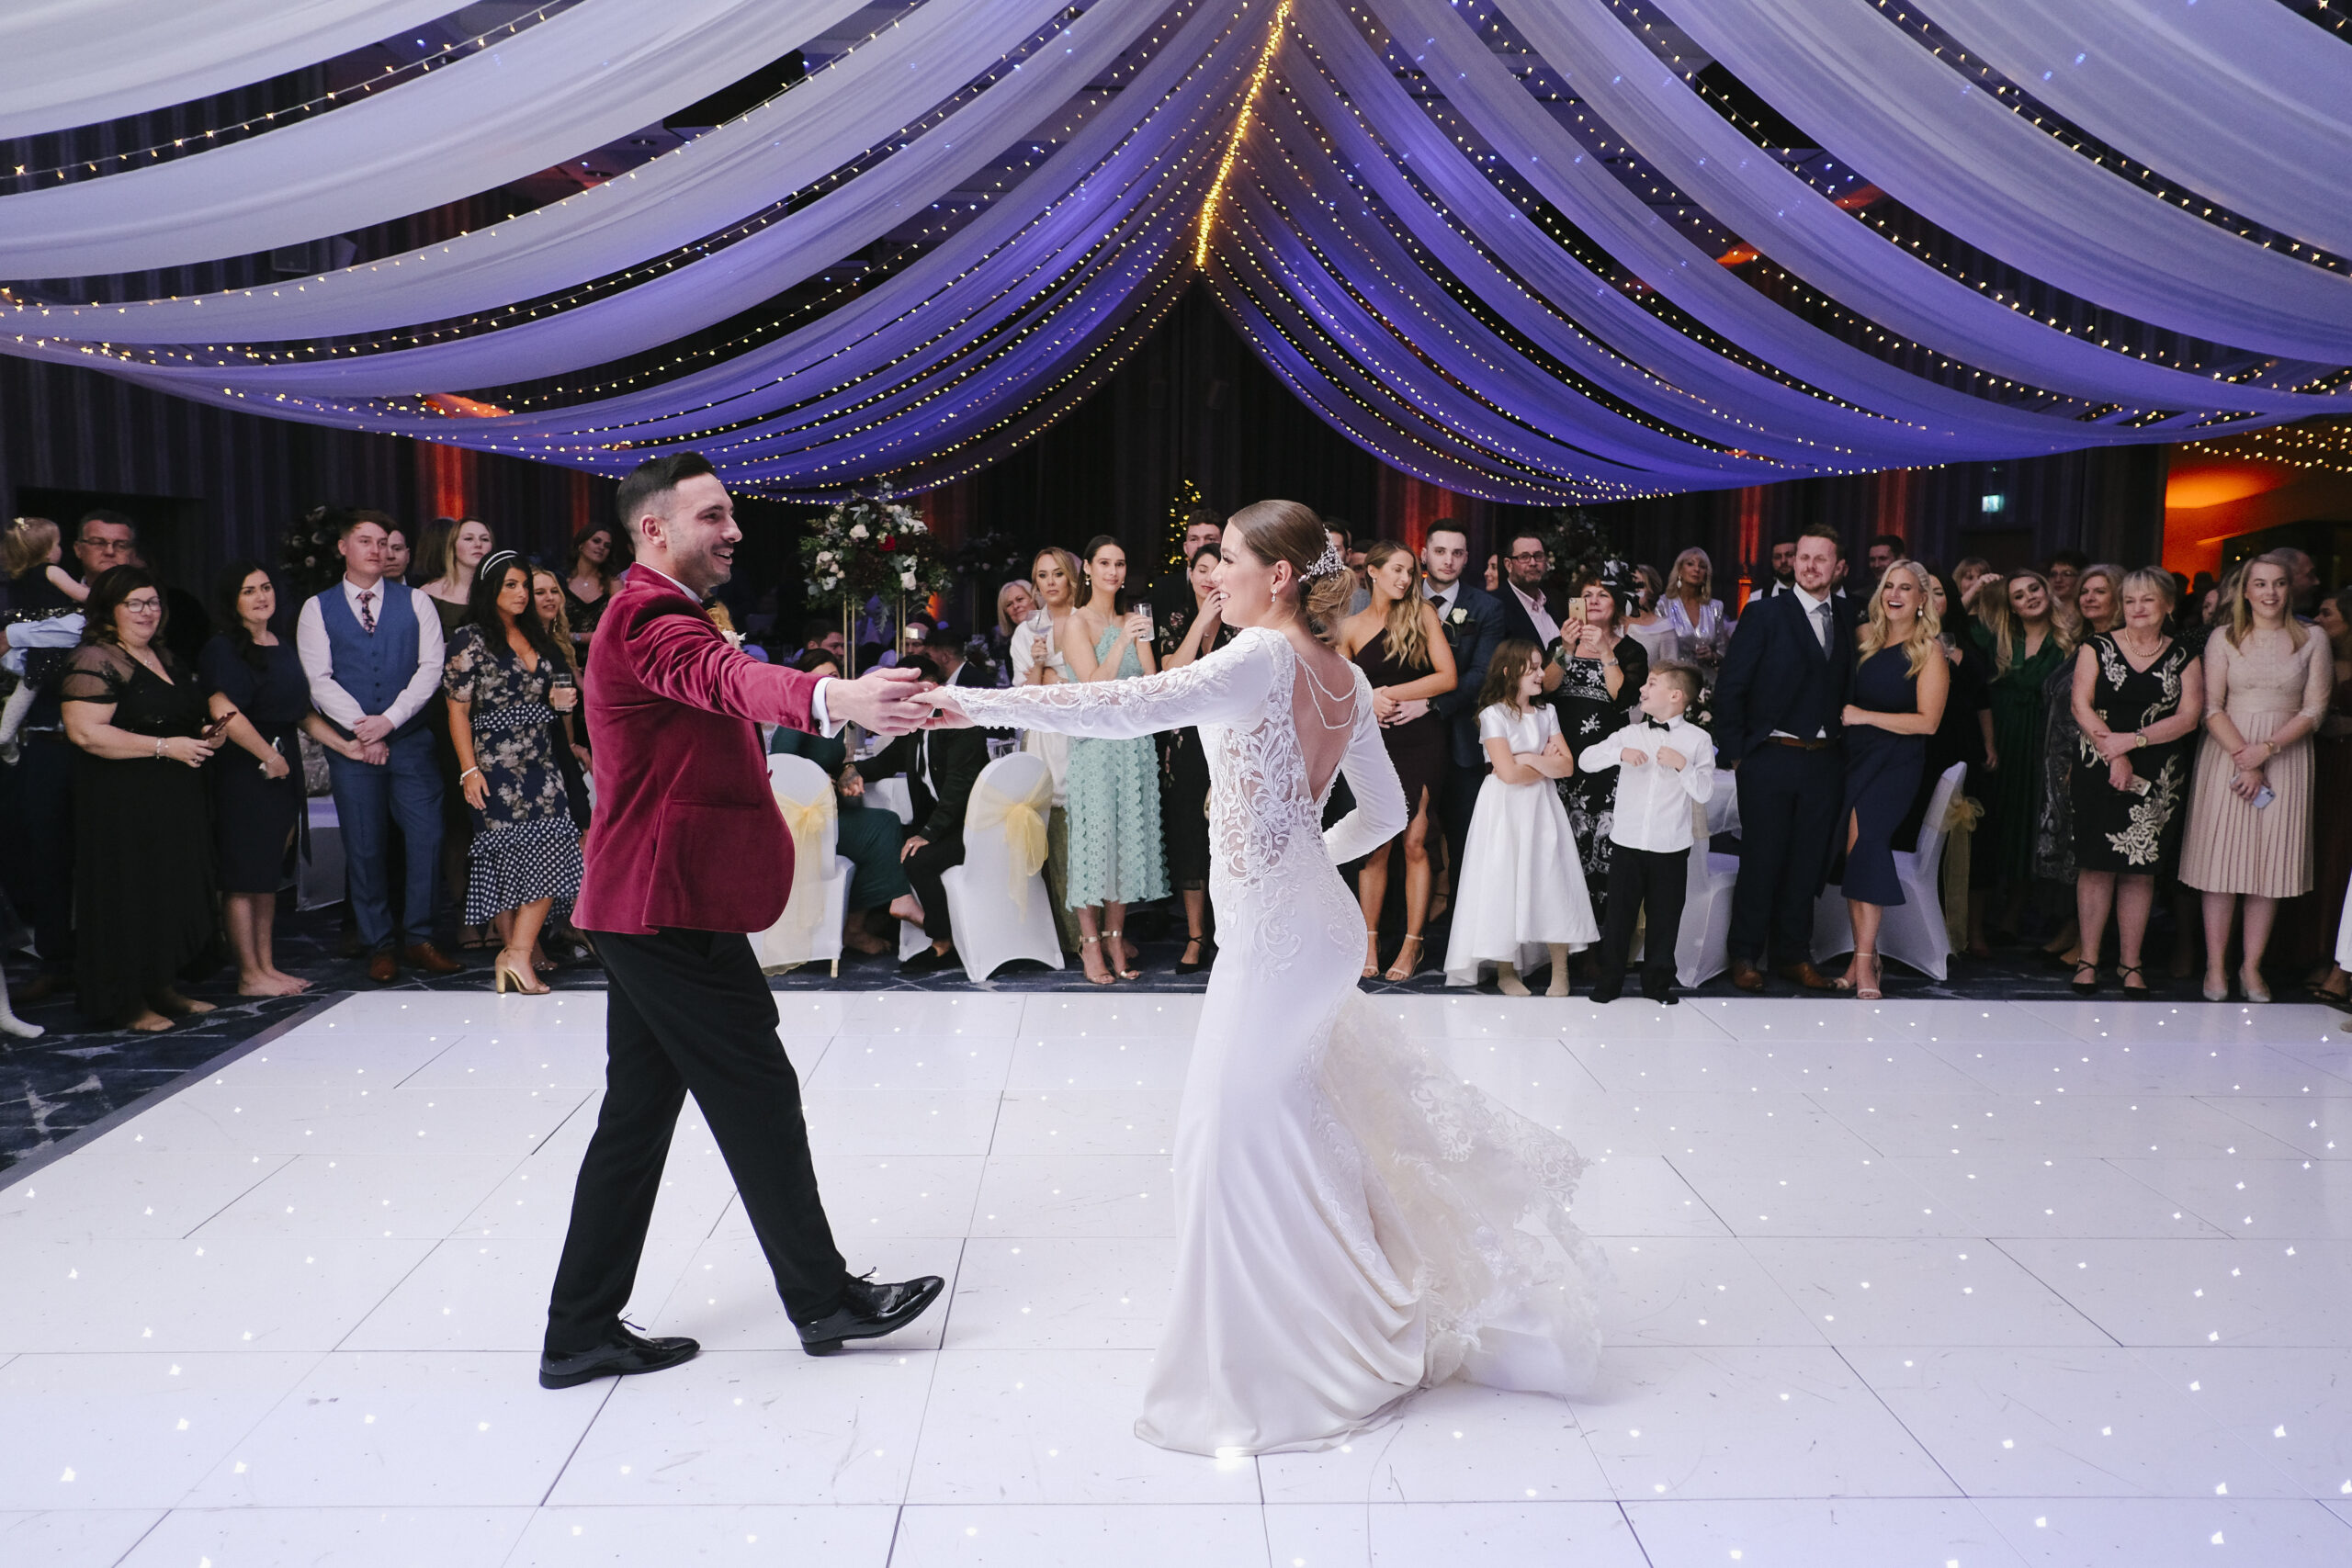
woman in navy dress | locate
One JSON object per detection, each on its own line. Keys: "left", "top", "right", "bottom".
{"left": 200, "top": 559, "right": 366, "bottom": 995}
{"left": 1837, "top": 560, "right": 1949, "bottom": 998}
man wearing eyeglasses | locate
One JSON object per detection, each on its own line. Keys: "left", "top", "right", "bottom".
{"left": 1494, "top": 532, "right": 1566, "bottom": 654}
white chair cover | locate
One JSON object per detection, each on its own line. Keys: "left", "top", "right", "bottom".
{"left": 940, "top": 752, "right": 1065, "bottom": 981}
{"left": 1810, "top": 761, "right": 1968, "bottom": 981}
{"left": 1675, "top": 797, "right": 1743, "bottom": 990}
{"left": 753, "top": 753, "right": 848, "bottom": 974}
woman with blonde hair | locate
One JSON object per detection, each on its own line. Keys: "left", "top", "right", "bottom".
{"left": 1010, "top": 547, "right": 1086, "bottom": 953}
{"left": 2180, "top": 552, "right": 2333, "bottom": 1000}
{"left": 1338, "top": 540, "right": 1457, "bottom": 980}
{"left": 1661, "top": 546, "right": 1728, "bottom": 674}
{"left": 1833, "top": 560, "right": 1949, "bottom": 998}
{"left": 929, "top": 498, "right": 1598, "bottom": 1458}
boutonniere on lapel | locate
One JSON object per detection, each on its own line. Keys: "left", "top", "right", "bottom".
{"left": 1446, "top": 606, "right": 1470, "bottom": 626}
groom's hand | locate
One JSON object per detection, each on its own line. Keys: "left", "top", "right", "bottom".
{"left": 827, "top": 666, "right": 935, "bottom": 737}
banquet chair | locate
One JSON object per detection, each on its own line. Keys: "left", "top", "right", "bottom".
{"left": 938, "top": 751, "right": 1065, "bottom": 981}
{"left": 1675, "top": 796, "right": 1744, "bottom": 989}
{"left": 752, "top": 753, "right": 851, "bottom": 976}
{"left": 1808, "top": 761, "right": 1967, "bottom": 981}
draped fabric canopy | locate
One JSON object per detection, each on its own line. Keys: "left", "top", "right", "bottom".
{"left": 2, "top": 0, "right": 2346, "bottom": 503}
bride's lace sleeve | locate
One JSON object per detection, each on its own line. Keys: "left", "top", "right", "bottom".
{"left": 940, "top": 626, "right": 1275, "bottom": 740}
{"left": 1324, "top": 666, "right": 1409, "bottom": 864}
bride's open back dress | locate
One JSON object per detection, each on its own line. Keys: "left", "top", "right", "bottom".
{"left": 943, "top": 626, "right": 1601, "bottom": 1455}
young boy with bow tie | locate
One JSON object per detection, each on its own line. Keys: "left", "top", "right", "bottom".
{"left": 1578, "top": 661, "right": 1715, "bottom": 1004}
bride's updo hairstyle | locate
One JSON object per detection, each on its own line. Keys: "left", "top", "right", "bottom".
{"left": 1227, "top": 500, "right": 1355, "bottom": 642}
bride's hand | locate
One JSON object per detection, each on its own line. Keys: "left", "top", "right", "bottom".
{"left": 922, "top": 687, "right": 977, "bottom": 728}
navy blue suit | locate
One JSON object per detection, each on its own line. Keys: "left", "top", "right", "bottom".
{"left": 1427, "top": 581, "right": 1504, "bottom": 894}
{"left": 1713, "top": 589, "right": 1855, "bottom": 969}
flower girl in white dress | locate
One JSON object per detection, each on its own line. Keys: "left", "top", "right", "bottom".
{"left": 1443, "top": 640, "right": 1600, "bottom": 994}
{"left": 933, "top": 503, "right": 1600, "bottom": 1456}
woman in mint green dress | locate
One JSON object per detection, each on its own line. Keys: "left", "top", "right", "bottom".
{"left": 1064, "top": 535, "right": 1170, "bottom": 982}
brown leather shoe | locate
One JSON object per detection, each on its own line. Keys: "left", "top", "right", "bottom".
{"left": 1777, "top": 961, "right": 1840, "bottom": 992}
{"left": 1728, "top": 958, "right": 1766, "bottom": 993}
{"left": 402, "top": 942, "right": 464, "bottom": 976}
{"left": 367, "top": 951, "right": 399, "bottom": 984}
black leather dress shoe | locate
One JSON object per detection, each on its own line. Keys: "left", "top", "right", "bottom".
{"left": 797, "top": 1272, "right": 945, "bottom": 1357}
{"left": 538, "top": 1325, "right": 701, "bottom": 1389}
{"left": 899, "top": 944, "right": 957, "bottom": 976}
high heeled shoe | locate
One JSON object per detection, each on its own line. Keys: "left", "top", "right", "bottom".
{"left": 1079, "top": 934, "right": 1115, "bottom": 986}
{"left": 494, "top": 950, "right": 551, "bottom": 996}
{"left": 2072, "top": 961, "right": 2101, "bottom": 997}
{"left": 1384, "top": 933, "right": 1424, "bottom": 983}
{"left": 1106, "top": 928, "right": 1140, "bottom": 981}
{"left": 2116, "top": 964, "right": 2151, "bottom": 998}
{"left": 1174, "top": 935, "right": 1213, "bottom": 976}
{"left": 2201, "top": 974, "right": 2230, "bottom": 1003}
{"left": 1363, "top": 927, "right": 1381, "bottom": 979}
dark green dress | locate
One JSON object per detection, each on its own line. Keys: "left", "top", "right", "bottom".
{"left": 1972, "top": 622, "right": 2070, "bottom": 884}
{"left": 770, "top": 727, "right": 910, "bottom": 908}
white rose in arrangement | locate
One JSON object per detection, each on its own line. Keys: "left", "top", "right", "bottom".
{"left": 848, "top": 523, "right": 869, "bottom": 540}
{"left": 901, "top": 570, "right": 917, "bottom": 590}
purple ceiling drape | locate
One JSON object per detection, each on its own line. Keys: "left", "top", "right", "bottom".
{"left": 2, "top": 0, "right": 2346, "bottom": 501}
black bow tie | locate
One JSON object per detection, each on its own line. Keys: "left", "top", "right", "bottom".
{"left": 1642, "top": 716, "right": 1673, "bottom": 731}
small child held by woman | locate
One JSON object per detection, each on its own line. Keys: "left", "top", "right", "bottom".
{"left": 1443, "top": 638, "right": 1599, "bottom": 995}
{"left": 1, "top": 517, "right": 89, "bottom": 764}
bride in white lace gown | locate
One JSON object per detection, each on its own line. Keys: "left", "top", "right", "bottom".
{"left": 935, "top": 502, "right": 1600, "bottom": 1455}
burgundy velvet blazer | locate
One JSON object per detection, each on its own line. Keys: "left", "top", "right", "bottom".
{"left": 571, "top": 570, "right": 823, "bottom": 935}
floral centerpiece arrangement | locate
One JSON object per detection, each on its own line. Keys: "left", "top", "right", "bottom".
{"left": 798, "top": 496, "right": 956, "bottom": 673}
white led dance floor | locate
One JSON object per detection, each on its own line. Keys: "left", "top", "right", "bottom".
{"left": 5, "top": 990, "right": 2352, "bottom": 1566}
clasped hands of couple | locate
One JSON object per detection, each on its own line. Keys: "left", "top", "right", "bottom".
{"left": 827, "top": 661, "right": 976, "bottom": 735}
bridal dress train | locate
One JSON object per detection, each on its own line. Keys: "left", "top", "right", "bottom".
{"left": 942, "top": 626, "right": 1601, "bottom": 1455}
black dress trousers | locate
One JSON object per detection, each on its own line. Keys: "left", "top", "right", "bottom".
{"left": 544, "top": 926, "right": 846, "bottom": 1352}
{"left": 901, "top": 831, "right": 967, "bottom": 942}
{"left": 1727, "top": 743, "right": 1844, "bottom": 968}
{"left": 1599, "top": 845, "right": 1690, "bottom": 993}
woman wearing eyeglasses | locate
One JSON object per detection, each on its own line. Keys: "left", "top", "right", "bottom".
{"left": 58, "top": 567, "right": 223, "bottom": 1032}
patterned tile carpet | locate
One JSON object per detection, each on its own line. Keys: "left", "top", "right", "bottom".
{"left": 2, "top": 895, "right": 2325, "bottom": 1173}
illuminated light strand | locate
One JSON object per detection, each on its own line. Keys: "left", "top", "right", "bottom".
{"left": 1193, "top": 0, "right": 1294, "bottom": 269}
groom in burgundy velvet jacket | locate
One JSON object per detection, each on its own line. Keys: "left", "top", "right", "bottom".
{"left": 539, "top": 453, "right": 947, "bottom": 1390}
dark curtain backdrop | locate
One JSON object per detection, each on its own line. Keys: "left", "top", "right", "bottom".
{"left": 973, "top": 285, "right": 1379, "bottom": 572}
{"left": 0, "top": 354, "right": 609, "bottom": 602}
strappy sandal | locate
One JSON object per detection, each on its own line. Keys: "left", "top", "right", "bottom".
{"left": 1080, "top": 934, "right": 1115, "bottom": 987}
{"left": 2117, "top": 963, "right": 2152, "bottom": 998}
{"left": 2072, "top": 961, "right": 2101, "bottom": 997}
{"left": 1854, "top": 950, "right": 1883, "bottom": 1001}
{"left": 1384, "top": 933, "right": 1424, "bottom": 983}
{"left": 1106, "top": 928, "right": 1140, "bottom": 981}
{"left": 1363, "top": 927, "right": 1381, "bottom": 979}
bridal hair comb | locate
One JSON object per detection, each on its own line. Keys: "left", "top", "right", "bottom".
{"left": 1307, "top": 540, "right": 1349, "bottom": 579}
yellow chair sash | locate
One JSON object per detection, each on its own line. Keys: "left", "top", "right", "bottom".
{"left": 967, "top": 768, "right": 1053, "bottom": 902}
{"left": 772, "top": 785, "right": 836, "bottom": 940}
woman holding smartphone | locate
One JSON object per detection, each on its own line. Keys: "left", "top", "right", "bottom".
{"left": 2181, "top": 553, "right": 2333, "bottom": 1001}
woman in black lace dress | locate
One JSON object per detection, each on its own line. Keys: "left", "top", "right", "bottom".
{"left": 1159, "top": 543, "right": 1238, "bottom": 974}
{"left": 443, "top": 553, "right": 583, "bottom": 995}
{"left": 58, "top": 568, "right": 221, "bottom": 1031}
{"left": 1544, "top": 570, "right": 1648, "bottom": 935}
{"left": 2069, "top": 569, "right": 2204, "bottom": 996}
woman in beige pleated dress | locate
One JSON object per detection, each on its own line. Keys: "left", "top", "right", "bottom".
{"left": 2180, "top": 553, "right": 2332, "bottom": 1001}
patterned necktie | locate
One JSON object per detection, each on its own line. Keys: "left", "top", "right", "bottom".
{"left": 1814, "top": 601, "right": 1832, "bottom": 655}
{"left": 357, "top": 589, "right": 377, "bottom": 634}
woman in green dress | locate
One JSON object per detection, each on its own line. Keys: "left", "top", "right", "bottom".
{"left": 1063, "top": 535, "right": 1170, "bottom": 984}
{"left": 1970, "top": 569, "right": 2075, "bottom": 933}
{"left": 769, "top": 649, "right": 910, "bottom": 955}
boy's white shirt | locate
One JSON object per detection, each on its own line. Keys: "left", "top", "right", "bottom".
{"left": 1578, "top": 712, "right": 1716, "bottom": 852}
